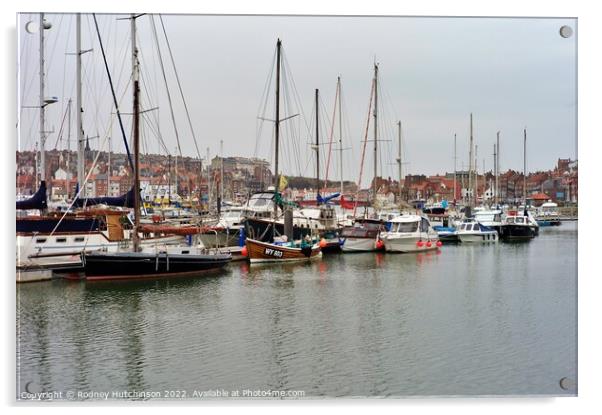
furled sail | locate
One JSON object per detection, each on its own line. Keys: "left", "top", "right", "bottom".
{"left": 72, "top": 186, "right": 136, "bottom": 208}
{"left": 16, "top": 181, "right": 47, "bottom": 210}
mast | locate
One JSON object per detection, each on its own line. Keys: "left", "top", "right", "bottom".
{"left": 219, "top": 139, "right": 224, "bottom": 214}
{"left": 475, "top": 144, "right": 478, "bottom": 204}
{"left": 523, "top": 128, "right": 527, "bottom": 208}
{"left": 39, "top": 13, "right": 46, "bottom": 184}
{"left": 453, "top": 133, "right": 457, "bottom": 203}
{"left": 131, "top": 13, "right": 141, "bottom": 252}
{"left": 76, "top": 13, "right": 85, "bottom": 195}
{"left": 373, "top": 63, "right": 378, "bottom": 205}
{"left": 468, "top": 113, "right": 473, "bottom": 207}
{"left": 338, "top": 77, "right": 343, "bottom": 195}
{"left": 167, "top": 153, "right": 172, "bottom": 202}
{"left": 496, "top": 131, "right": 500, "bottom": 207}
{"left": 107, "top": 134, "right": 111, "bottom": 196}
{"left": 493, "top": 142, "right": 497, "bottom": 206}
{"left": 175, "top": 146, "right": 178, "bottom": 198}
{"left": 273, "top": 39, "right": 281, "bottom": 226}
{"left": 397, "top": 121, "right": 402, "bottom": 203}
{"left": 67, "top": 98, "right": 72, "bottom": 151}
{"left": 206, "top": 147, "right": 210, "bottom": 207}
{"left": 315, "top": 88, "right": 320, "bottom": 203}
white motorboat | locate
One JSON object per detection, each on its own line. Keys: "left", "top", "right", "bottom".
{"left": 381, "top": 214, "right": 441, "bottom": 253}
{"left": 456, "top": 219, "right": 498, "bottom": 243}
{"left": 340, "top": 218, "right": 385, "bottom": 252}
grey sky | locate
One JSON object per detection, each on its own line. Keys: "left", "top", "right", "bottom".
{"left": 18, "top": 14, "right": 576, "bottom": 187}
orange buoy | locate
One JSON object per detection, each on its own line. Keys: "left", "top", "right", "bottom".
{"left": 319, "top": 239, "right": 328, "bottom": 248}
{"left": 376, "top": 240, "right": 385, "bottom": 250}
{"left": 241, "top": 246, "right": 248, "bottom": 257}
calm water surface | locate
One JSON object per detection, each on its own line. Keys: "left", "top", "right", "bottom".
{"left": 16, "top": 222, "right": 577, "bottom": 398}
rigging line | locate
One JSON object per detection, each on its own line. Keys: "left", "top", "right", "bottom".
{"left": 52, "top": 102, "right": 70, "bottom": 149}
{"left": 58, "top": 14, "right": 73, "bottom": 149}
{"left": 158, "top": 15, "right": 201, "bottom": 160}
{"left": 323, "top": 81, "right": 339, "bottom": 192}
{"left": 254, "top": 46, "right": 277, "bottom": 159}
{"left": 354, "top": 78, "right": 375, "bottom": 217}
{"left": 92, "top": 13, "right": 134, "bottom": 172}
{"left": 45, "top": 13, "right": 64, "bottom": 74}
{"left": 149, "top": 16, "right": 182, "bottom": 158}
{"left": 48, "top": 123, "right": 111, "bottom": 237}
{"left": 281, "top": 49, "right": 311, "bottom": 139}
{"left": 317, "top": 93, "right": 333, "bottom": 189}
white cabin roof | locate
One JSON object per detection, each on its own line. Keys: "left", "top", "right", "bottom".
{"left": 388, "top": 214, "right": 423, "bottom": 223}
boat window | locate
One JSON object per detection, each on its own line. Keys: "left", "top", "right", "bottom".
{"left": 56, "top": 237, "right": 67, "bottom": 243}
{"left": 459, "top": 224, "right": 465, "bottom": 231}
{"left": 516, "top": 217, "right": 525, "bottom": 224}
{"left": 35, "top": 238, "right": 47, "bottom": 243}
{"left": 74, "top": 237, "right": 85, "bottom": 242}
{"left": 181, "top": 250, "right": 189, "bottom": 254}
{"left": 397, "top": 222, "right": 419, "bottom": 233}
{"left": 506, "top": 217, "right": 515, "bottom": 224}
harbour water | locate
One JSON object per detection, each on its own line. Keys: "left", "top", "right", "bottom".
{"left": 16, "top": 222, "right": 577, "bottom": 399}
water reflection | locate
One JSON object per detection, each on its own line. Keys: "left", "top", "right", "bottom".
{"left": 17, "top": 223, "right": 577, "bottom": 398}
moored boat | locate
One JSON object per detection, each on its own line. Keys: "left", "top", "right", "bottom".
{"left": 456, "top": 218, "right": 498, "bottom": 243}
{"left": 245, "top": 237, "right": 321, "bottom": 263}
{"left": 381, "top": 214, "right": 441, "bottom": 253}
{"left": 82, "top": 247, "right": 231, "bottom": 281}
{"left": 499, "top": 211, "right": 537, "bottom": 241}
{"left": 340, "top": 218, "right": 384, "bottom": 252}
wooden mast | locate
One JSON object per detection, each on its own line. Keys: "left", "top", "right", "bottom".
{"left": 315, "top": 88, "right": 320, "bottom": 203}
{"left": 373, "top": 63, "right": 378, "bottom": 206}
{"left": 272, "top": 39, "right": 282, "bottom": 239}
{"left": 337, "top": 77, "right": 343, "bottom": 195}
{"left": 523, "top": 128, "right": 527, "bottom": 209}
{"left": 397, "top": 120, "right": 402, "bottom": 203}
{"left": 453, "top": 133, "right": 457, "bottom": 204}
{"left": 132, "top": 14, "right": 141, "bottom": 252}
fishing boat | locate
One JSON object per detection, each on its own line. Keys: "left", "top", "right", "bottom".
{"left": 243, "top": 39, "right": 324, "bottom": 263}
{"left": 456, "top": 218, "right": 498, "bottom": 243}
{"left": 82, "top": 14, "right": 231, "bottom": 280}
{"left": 245, "top": 237, "right": 321, "bottom": 263}
{"left": 381, "top": 214, "right": 441, "bottom": 253}
{"left": 340, "top": 218, "right": 385, "bottom": 252}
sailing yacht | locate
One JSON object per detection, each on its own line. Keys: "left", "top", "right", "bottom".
{"left": 82, "top": 14, "right": 231, "bottom": 280}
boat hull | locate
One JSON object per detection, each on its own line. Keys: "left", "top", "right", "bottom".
{"left": 245, "top": 238, "right": 322, "bottom": 263}
{"left": 341, "top": 237, "right": 381, "bottom": 252}
{"left": 382, "top": 236, "right": 439, "bottom": 253}
{"left": 499, "top": 224, "right": 537, "bottom": 241}
{"left": 458, "top": 232, "right": 498, "bottom": 243}
{"left": 82, "top": 251, "right": 231, "bottom": 281}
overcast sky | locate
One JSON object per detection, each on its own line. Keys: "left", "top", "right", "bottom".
{"left": 18, "top": 14, "right": 576, "bottom": 186}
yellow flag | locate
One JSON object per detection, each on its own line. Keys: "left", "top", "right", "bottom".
{"left": 279, "top": 175, "right": 288, "bottom": 191}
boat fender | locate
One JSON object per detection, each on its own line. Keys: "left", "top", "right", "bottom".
{"left": 436, "top": 241, "right": 443, "bottom": 247}
{"left": 375, "top": 240, "right": 384, "bottom": 250}
{"left": 241, "top": 246, "right": 248, "bottom": 257}
{"left": 416, "top": 240, "right": 424, "bottom": 248}
{"left": 426, "top": 241, "right": 432, "bottom": 248}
